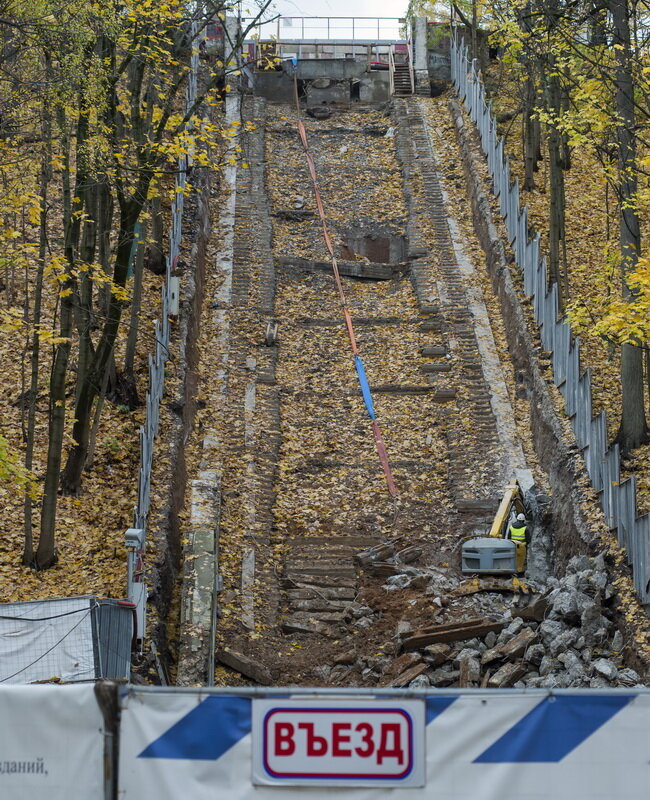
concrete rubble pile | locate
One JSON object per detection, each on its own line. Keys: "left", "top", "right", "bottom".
{"left": 318, "top": 553, "right": 642, "bottom": 689}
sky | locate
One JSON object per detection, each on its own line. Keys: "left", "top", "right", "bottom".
{"left": 270, "top": 0, "right": 408, "bottom": 17}
{"left": 244, "top": 0, "right": 410, "bottom": 40}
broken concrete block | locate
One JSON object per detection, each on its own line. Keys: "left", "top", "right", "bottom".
{"left": 217, "top": 648, "right": 272, "bottom": 685}
{"left": 499, "top": 628, "right": 537, "bottom": 659}
{"left": 592, "top": 658, "right": 618, "bottom": 682}
{"left": 488, "top": 661, "right": 526, "bottom": 688}
{"left": 422, "top": 643, "right": 451, "bottom": 666}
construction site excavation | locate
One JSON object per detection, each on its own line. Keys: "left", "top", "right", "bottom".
{"left": 176, "top": 77, "right": 646, "bottom": 692}
{"left": 6, "top": 10, "right": 650, "bottom": 799}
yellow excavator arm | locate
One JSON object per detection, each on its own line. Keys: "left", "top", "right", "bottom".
{"left": 488, "top": 481, "right": 526, "bottom": 539}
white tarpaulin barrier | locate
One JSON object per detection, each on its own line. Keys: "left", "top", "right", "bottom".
{"left": 0, "top": 683, "right": 105, "bottom": 799}
{"left": 0, "top": 597, "right": 95, "bottom": 683}
{"left": 119, "top": 687, "right": 650, "bottom": 799}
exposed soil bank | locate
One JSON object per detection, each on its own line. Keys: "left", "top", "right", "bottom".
{"left": 448, "top": 96, "right": 650, "bottom": 677}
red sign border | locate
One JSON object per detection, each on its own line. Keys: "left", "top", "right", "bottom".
{"left": 262, "top": 706, "right": 415, "bottom": 780}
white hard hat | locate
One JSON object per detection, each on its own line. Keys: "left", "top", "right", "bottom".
{"left": 517, "top": 513, "right": 526, "bottom": 522}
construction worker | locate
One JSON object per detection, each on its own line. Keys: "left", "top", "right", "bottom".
{"left": 506, "top": 513, "right": 529, "bottom": 573}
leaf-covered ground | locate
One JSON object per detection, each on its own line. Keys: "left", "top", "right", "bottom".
{"left": 0, "top": 202, "right": 176, "bottom": 612}
{"left": 188, "top": 97, "right": 567, "bottom": 686}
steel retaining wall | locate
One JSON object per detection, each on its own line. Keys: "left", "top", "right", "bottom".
{"left": 450, "top": 35, "right": 650, "bottom": 604}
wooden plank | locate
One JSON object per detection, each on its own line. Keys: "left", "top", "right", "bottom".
{"left": 391, "top": 662, "right": 428, "bottom": 688}
{"left": 499, "top": 628, "right": 537, "bottom": 660}
{"left": 488, "top": 661, "right": 526, "bottom": 688}
{"left": 401, "top": 618, "right": 504, "bottom": 652}
{"left": 290, "top": 599, "right": 351, "bottom": 613}
{"left": 287, "top": 586, "right": 356, "bottom": 601}
{"left": 372, "top": 385, "right": 455, "bottom": 400}
{"left": 365, "top": 561, "right": 403, "bottom": 578}
{"left": 241, "top": 548, "right": 255, "bottom": 631}
{"left": 282, "top": 574, "right": 357, "bottom": 589}
{"left": 459, "top": 658, "right": 476, "bottom": 688}
{"left": 355, "top": 540, "right": 399, "bottom": 567}
{"left": 277, "top": 255, "right": 407, "bottom": 281}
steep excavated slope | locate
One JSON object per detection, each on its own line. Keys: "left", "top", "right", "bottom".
{"left": 183, "top": 95, "right": 644, "bottom": 689}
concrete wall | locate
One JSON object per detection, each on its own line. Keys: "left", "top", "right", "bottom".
{"left": 359, "top": 71, "right": 390, "bottom": 103}
{"left": 306, "top": 82, "right": 350, "bottom": 107}
{"left": 284, "top": 58, "right": 366, "bottom": 80}
{"left": 426, "top": 23, "right": 452, "bottom": 84}
{"left": 253, "top": 71, "right": 295, "bottom": 103}
{"left": 254, "top": 66, "right": 390, "bottom": 105}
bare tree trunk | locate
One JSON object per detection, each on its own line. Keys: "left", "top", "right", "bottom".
{"left": 37, "top": 95, "right": 87, "bottom": 568}
{"left": 610, "top": 0, "right": 648, "bottom": 451}
{"left": 145, "top": 195, "right": 166, "bottom": 274}
{"left": 23, "top": 74, "right": 51, "bottom": 565}
{"left": 523, "top": 75, "right": 539, "bottom": 190}
{"left": 84, "top": 365, "right": 111, "bottom": 471}
{"left": 74, "top": 180, "right": 98, "bottom": 404}
{"left": 61, "top": 201, "right": 141, "bottom": 493}
{"left": 519, "top": 2, "right": 541, "bottom": 191}
{"left": 545, "top": 67, "right": 569, "bottom": 308}
{"left": 471, "top": 0, "right": 478, "bottom": 63}
{"left": 37, "top": 292, "right": 73, "bottom": 569}
{"left": 122, "top": 218, "right": 146, "bottom": 407}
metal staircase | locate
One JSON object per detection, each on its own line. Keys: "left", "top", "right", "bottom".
{"left": 389, "top": 45, "right": 414, "bottom": 96}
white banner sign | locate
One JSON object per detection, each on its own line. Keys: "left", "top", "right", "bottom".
{"left": 0, "top": 684, "right": 104, "bottom": 800}
{"left": 119, "top": 688, "right": 650, "bottom": 799}
{"left": 251, "top": 698, "right": 425, "bottom": 786}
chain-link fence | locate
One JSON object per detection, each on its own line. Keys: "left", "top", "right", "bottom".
{"left": 451, "top": 34, "right": 650, "bottom": 604}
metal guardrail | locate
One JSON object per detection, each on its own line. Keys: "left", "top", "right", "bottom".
{"left": 451, "top": 34, "right": 650, "bottom": 604}
{"left": 125, "top": 23, "right": 202, "bottom": 639}
{"left": 243, "top": 16, "right": 405, "bottom": 42}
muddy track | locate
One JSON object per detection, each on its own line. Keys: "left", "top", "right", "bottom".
{"left": 210, "top": 97, "right": 530, "bottom": 686}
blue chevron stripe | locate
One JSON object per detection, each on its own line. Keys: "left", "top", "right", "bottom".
{"left": 138, "top": 695, "right": 252, "bottom": 760}
{"left": 425, "top": 696, "right": 458, "bottom": 725}
{"left": 474, "top": 694, "right": 635, "bottom": 763}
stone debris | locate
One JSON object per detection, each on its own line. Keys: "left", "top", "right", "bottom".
{"left": 592, "top": 658, "right": 618, "bottom": 682}
{"left": 361, "top": 553, "right": 642, "bottom": 690}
